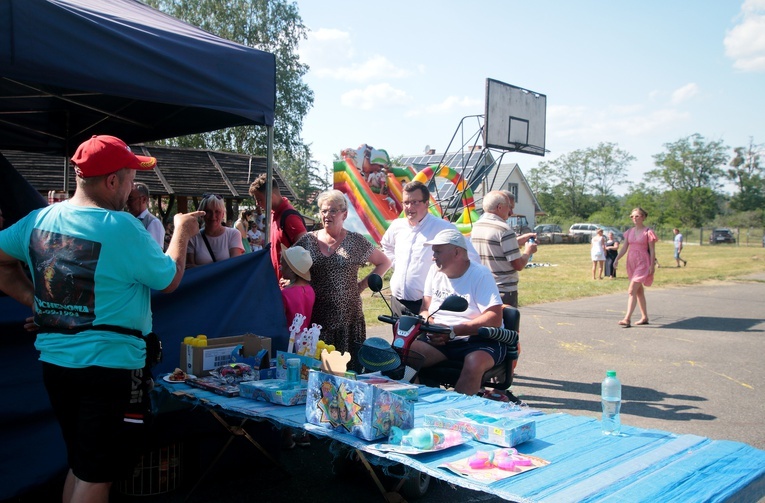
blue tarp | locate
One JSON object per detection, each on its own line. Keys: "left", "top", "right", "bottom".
{"left": 0, "top": 250, "right": 288, "bottom": 499}
{"left": 0, "top": 0, "right": 276, "bottom": 154}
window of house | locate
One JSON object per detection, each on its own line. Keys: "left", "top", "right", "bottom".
{"left": 506, "top": 183, "right": 518, "bottom": 203}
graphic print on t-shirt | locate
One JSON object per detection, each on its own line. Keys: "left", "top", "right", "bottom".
{"left": 29, "top": 228, "right": 101, "bottom": 330}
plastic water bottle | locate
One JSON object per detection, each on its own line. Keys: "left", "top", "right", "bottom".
{"left": 601, "top": 370, "right": 621, "bottom": 435}
{"left": 527, "top": 237, "right": 535, "bottom": 263}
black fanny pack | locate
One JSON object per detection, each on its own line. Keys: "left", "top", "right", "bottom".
{"left": 43, "top": 323, "right": 163, "bottom": 367}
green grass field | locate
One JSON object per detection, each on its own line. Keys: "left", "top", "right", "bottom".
{"left": 360, "top": 241, "right": 765, "bottom": 327}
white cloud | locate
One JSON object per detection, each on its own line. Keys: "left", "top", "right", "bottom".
{"left": 548, "top": 103, "right": 688, "bottom": 143}
{"left": 724, "top": 0, "right": 765, "bottom": 72}
{"left": 340, "top": 83, "right": 412, "bottom": 110}
{"left": 339, "top": 55, "right": 411, "bottom": 83}
{"left": 405, "top": 95, "right": 483, "bottom": 117}
{"left": 671, "top": 83, "right": 700, "bottom": 104}
{"left": 299, "top": 28, "right": 354, "bottom": 71}
{"left": 301, "top": 29, "right": 410, "bottom": 82}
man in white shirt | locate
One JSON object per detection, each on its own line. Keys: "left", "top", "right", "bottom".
{"left": 410, "top": 229, "right": 504, "bottom": 396}
{"left": 126, "top": 182, "right": 164, "bottom": 248}
{"left": 380, "top": 180, "right": 479, "bottom": 316}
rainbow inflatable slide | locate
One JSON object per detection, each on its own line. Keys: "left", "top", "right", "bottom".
{"left": 333, "top": 144, "right": 481, "bottom": 245}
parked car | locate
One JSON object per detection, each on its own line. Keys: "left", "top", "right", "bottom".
{"left": 534, "top": 224, "right": 562, "bottom": 234}
{"left": 534, "top": 224, "right": 564, "bottom": 244}
{"left": 569, "top": 223, "right": 604, "bottom": 237}
{"left": 709, "top": 228, "right": 736, "bottom": 244}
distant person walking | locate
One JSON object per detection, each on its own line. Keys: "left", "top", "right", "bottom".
{"left": 673, "top": 228, "right": 687, "bottom": 267}
{"left": 613, "top": 207, "right": 657, "bottom": 327}
{"left": 591, "top": 228, "right": 606, "bottom": 280}
{"left": 604, "top": 231, "right": 619, "bottom": 278}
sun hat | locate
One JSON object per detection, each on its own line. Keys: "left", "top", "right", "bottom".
{"left": 357, "top": 337, "right": 401, "bottom": 372}
{"left": 423, "top": 228, "right": 467, "bottom": 250}
{"left": 71, "top": 135, "right": 156, "bottom": 178}
{"left": 281, "top": 244, "right": 312, "bottom": 281}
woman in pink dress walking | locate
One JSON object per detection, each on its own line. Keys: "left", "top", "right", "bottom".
{"left": 613, "top": 207, "right": 657, "bottom": 328}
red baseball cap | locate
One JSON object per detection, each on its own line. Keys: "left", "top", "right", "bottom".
{"left": 71, "top": 135, "right": 156, "bottom": 178}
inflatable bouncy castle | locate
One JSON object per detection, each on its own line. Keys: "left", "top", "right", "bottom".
{"left": 333, "top": 144, "right": 480, "bottom": 244}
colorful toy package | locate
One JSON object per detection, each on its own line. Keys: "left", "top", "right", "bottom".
{"left": 239, "top": 379, "right": 307, "bottom": 406}
{"left": 424, "top": 408, "right": 536, "bottom": 447}
{"left": 276, "top": 350, "right": 321, "bottom": 383}
{"left": 306, "top": 370, "right": 414, "bottom": 441}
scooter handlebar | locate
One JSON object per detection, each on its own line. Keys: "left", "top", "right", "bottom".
{"left": 421, "top": 322, "right": 450, "bottom": 335}
{"left": 378, "top": 314, "right": 397, "bottom": 325}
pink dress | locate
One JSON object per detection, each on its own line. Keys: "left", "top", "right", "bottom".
{"left": 624, "top": 227, "right": 657, "bottom": 286}
{"left": 281, "top": 284, "right": 315, "bottom": 333}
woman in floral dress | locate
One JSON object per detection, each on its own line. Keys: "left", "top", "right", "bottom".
{"left": 613, "top": 207, "right": 657, "bottom": 327}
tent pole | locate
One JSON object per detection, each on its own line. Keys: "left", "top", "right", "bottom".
{"left": 264, "top": 126, "right": 273, "bottom": 251}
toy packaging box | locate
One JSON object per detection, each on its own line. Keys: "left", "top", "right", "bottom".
{"left": 239, "top": 379, "right": 307, "bottom": 406}
{"left": 356, "top": 374, "right": 419, "bottom": 401}
{"left": 275, "top": 351, "right": 321, "bottom": 383}
{"left": 423, "top": 410, "right": 536, "bottom": 448}
{"left": 306, "top": 370, "right": 414, "bottom": 441}
{"left": 180, "top": 334, "right": 271, "bottom": 376}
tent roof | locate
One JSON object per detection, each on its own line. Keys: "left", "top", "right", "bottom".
{"left": 0, "top": 0, "right": 276, "bottom": 156}
{"left": 0, "top": 145, "right": 296, "bottom": 200}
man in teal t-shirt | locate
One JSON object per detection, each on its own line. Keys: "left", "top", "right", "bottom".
{"left": 0, "top": 135, "right": 203, "bottom": 503}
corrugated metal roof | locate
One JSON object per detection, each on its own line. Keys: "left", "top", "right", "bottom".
{"left": 1, "top": 145, "right": 295, "bottom": 200}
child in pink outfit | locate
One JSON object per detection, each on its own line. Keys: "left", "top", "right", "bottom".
{"left": 280, "top": 244, "right": 315, "bottom": 333}
{"left": 279, "top": 244, "right": 315, "bottom": 449}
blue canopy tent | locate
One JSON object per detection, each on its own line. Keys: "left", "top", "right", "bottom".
{"left": 0, "top": 0, "right": 283, "bottom": 498}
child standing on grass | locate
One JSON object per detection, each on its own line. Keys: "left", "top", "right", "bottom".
{"left": 279, "top": 244, "right": 315, "bottom": 448}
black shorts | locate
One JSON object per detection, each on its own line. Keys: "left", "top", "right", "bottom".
{"left": 433, "top": 337, "right": 507, "bottom": 365}
{"left": 42, "top": 363, "right": 144, "bottom": 483}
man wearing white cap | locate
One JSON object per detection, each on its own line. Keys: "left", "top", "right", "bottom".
{"left": 410, "top": 228, "right": 504, "bottom": 396}
{"left": 0, "top": 135, "right": 203, "bottom": 503}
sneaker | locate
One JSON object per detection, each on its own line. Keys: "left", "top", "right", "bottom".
{"left": 294, "top": 431, "right": 311, "bottom": 448}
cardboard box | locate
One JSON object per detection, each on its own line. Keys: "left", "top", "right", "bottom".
{"left": 275, "top": 351, "right": 321, "bottom": 384}
{"left": 180, "top": 334, "right": 271, "bottom": 376}
{"left": 423, "top": 411, "right": 536, "bottom": 448}
{"left": 239, "top": 379, "right": 307, "bottom": 406}
{"left": 306, "top": 370, "right": 414, "bottom": 441}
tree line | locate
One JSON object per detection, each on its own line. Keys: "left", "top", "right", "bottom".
{"left": 527, "top": 136, "right": 764, "bottom": 230}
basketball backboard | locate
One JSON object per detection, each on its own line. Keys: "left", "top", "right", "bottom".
{"left": 484, "top": 78, "right": 547, "bottom": 156}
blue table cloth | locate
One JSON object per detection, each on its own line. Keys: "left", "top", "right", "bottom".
{"left": 156, "top": 380, "right": 765, "bottom": 502}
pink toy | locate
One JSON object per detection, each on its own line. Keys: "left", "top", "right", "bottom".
{"left": 468, "top": 449, "right": 532, "bottom": 471}
{"left": 468, "top": 451, "right": 494, "bottom": 469}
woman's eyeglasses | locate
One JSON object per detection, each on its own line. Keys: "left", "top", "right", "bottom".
{"left": 319, "top": 208, "right": 343, "bottom": 216}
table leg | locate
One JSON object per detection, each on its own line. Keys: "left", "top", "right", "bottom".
{"left": 184, "top": 410, "right": 289, "bottom": 502}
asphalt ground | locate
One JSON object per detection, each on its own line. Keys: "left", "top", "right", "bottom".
{"left": 17, "top": 274, "right": 765, "bottom": 503}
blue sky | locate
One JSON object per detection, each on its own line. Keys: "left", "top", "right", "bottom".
{"left": 296, "top": 0, "right": 764, "bottom": 195}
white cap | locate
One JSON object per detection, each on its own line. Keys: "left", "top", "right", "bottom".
{"left": 424, "top": 228, "right": 467, "bottom": 250}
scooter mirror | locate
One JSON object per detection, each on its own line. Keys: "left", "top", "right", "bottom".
{"left": 440, "top": 295, "right": 468, "bottom": 313}
{"left": 368, "top": 273, "right": 383, "bottom": 293}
